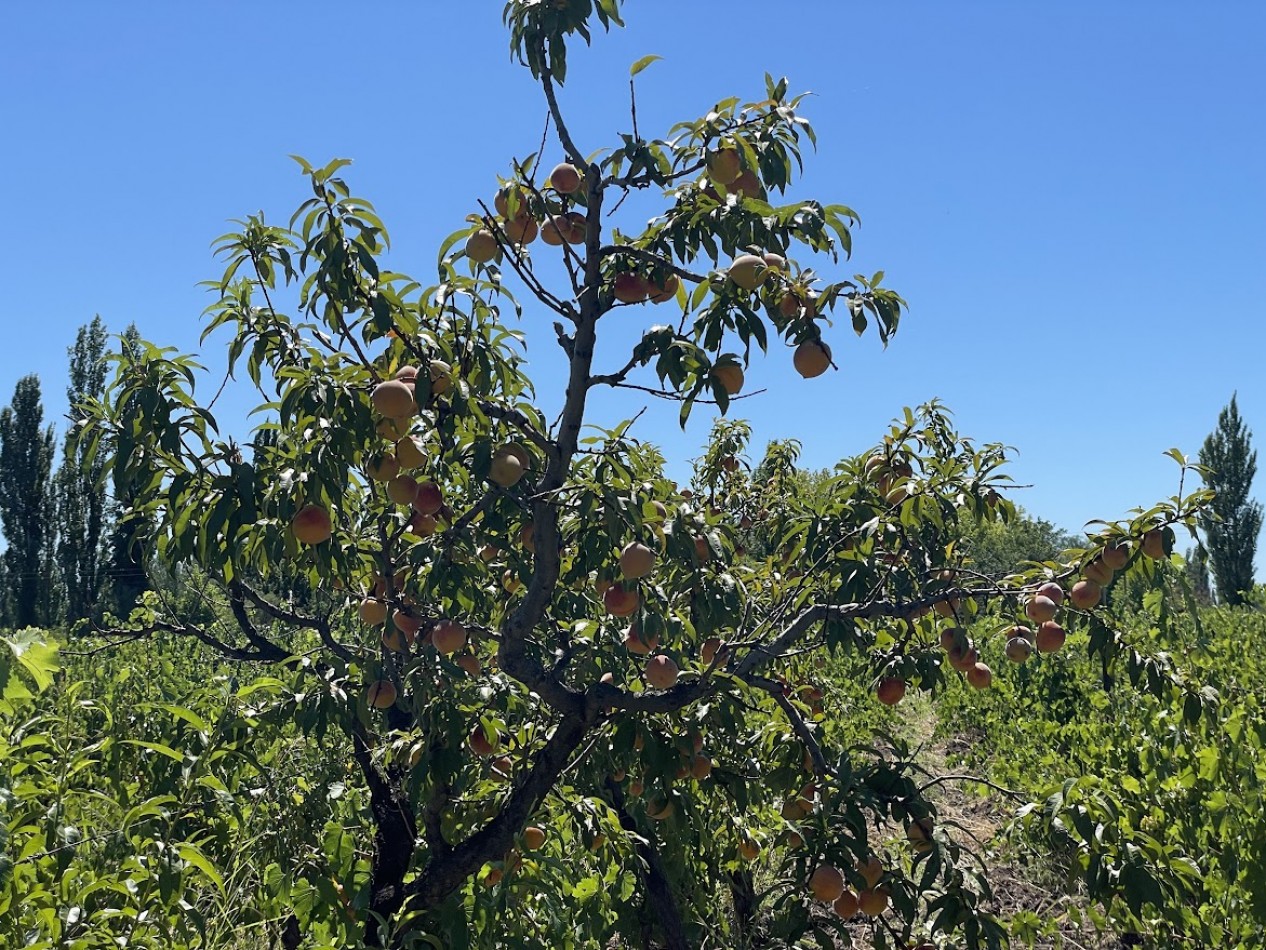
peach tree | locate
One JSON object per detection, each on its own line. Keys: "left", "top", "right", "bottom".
{"left": 81, "top": 1, "right": 1215, "bottom": 947}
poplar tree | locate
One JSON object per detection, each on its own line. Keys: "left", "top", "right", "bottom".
{"left": 0, "top": 376, "right": 56, "bottom": 627}
{"left": 55, "top": 316, "right": 110, "bottom": 622}
{"left": 1198, "top": 394, "right": 1262, "bottom": 605}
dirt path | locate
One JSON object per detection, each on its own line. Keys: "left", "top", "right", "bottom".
{"left": 899, "top": 696, "right": 1127, "bottom": 950}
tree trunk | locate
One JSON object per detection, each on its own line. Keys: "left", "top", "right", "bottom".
{"left": 387, "top": 713, "right": 590, "bottom": 944}
{"left": 604, "top": 778, "right": 690, "bottom": 950}
{"left": 347, "top": 721, "right": 417, "bottom": 947}
{"left": 728, "top": 869, "right": 758, "bottom": 946}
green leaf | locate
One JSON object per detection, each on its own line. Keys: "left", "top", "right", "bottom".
{"left": 123, "top": 740, "right": 186, "bottom": 763}
{"left": 177, "top": 843, "right": 225, "bottom": 895}
{"left": 629, "top": 54, "right": 662, "bottom": 77}
{"left": 4, "top": 630, "right": 59, "bottom": 693}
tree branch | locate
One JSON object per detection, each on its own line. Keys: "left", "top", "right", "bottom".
{"left": 597, "top": 245, "right": 709, "bottom": 284}
{"left": 751, "top": 674, "right": 831, "bottom": 778}
{"left": 231, "top": 578, "right": 354, "bottom": 663}
{"left": 537, "top": 44, "right": 585, "bottom": 168}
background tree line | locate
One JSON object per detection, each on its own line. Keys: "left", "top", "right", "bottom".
{"left": 0, "top": 317, "right": 148, "bottom": 628}
{"left": 1, "top": 322, "right": 1260, "bottom": 629}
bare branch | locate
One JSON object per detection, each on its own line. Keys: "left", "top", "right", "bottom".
{"left": 537, "top": 43, "right": 585, "bottom": 168}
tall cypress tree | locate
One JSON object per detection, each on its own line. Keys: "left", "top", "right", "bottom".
{"left": 105, "top": 324, "right": 150, "bottom": 617}
{"left": 55, "top": 316, "right": 110, "bottom": 623}
{"left": 1198, "top": 394, "right": 1263, "bottom": 606}
{"left": 0, "top": 376, "right": 56, "bottom": 628}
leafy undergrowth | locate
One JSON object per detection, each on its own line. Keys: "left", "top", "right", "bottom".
{"left": 904, "top": 700, "right": 1119, "bottom": 949}
{"left": 932, "top": 596, "right": 1266, "bottom": 949}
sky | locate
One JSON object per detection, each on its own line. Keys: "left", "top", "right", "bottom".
{"left": 1, "top": 1, "right": 1264, "bottom": 568}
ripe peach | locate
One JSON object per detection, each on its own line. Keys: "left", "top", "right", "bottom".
{"left": 469, "top": 726, "right": 497, "bottom": 757}
{"left": 563, "top": 211, "right": 587, "bottom": 244}
{"left": 428, "top": 360, "right": 452, "bottom": 397}
{"left": 728, "top": 254, "right": 769, "bottom": 291}
{"left": 432, "top": 619, "right": 466, "bottom": 655}
{"left": 493, "top": 184, "right": 525, "bottom": 218}
{"left": 381, "top": 628, "right": 410, "bottom": 653}
{"left": 503, "top": 214, "right": 538, "bottom": 245}
{"left": 456, "top": 652, "right": 481, "bottom": 676}
{"left": 713, "top": 362, "right": 744, "bottom": 396}
{"left": 833, "top": 889, "right": 860, "bottom": 919}
{"left": 488, "top": 451, "right": 525, "bottom": 488}
{"left": 858, "top": 855, "right": 884, "bottom": 890}
{"left": 690, "top": 755, "right": 713, "bottom": 780}
{"left": 648, "top": 273, "right": 680, "bottom": 304}
{"left": 939, "top": 626, "right": 966, "bottom": 650}
{"left": 541, "top": 215, "right": 569, "bottom": 246}
{"left": 392, "top": 610, "right": 422, "bottom": 637}
{"left": 413, "top": 481, "right": 443, "bottom": 515}
{"left": 465, "top": 229, "right": 498, "bottom": 263}
{"left": 947, "top": 639, "right": 977, "bottom": 671}
{"left": 367, "top": 679, "right": 397, "bottom": 709}
{"left": 700, "top": 636, "right": 725, "bottom": 666}
{"left": 1025, "top": 595, "right": 1058, "bottom": 623}
{"left": 1102, "top": 541, "right": 1130, "bottom": 570}
{"left": 358, "top": 598, "right": 388, "bottom": 625}
{"left": 623, "top": 625, "right": 658, "bottom": 655}
{"left": 1142, "top": 529, "right": 1166, "bottom": 560}
{"left": 387, "top": 475, "right": 419, "bottom": 506}
{"left": 395, "top": 437, "right": 426, "bottom": 470}
{"left": 1037, "top": 582, "right": 1065, "bottom": 605}
{"left": 645, "top": 655, "right": 679, "bottom": 689}
{"left": 876, "top": 677, "right": 906, "bottom": 706}
{"left": 613, "top": 272, "right": 649, "bottom": 303}
{"left": 620, "top": 542, "right": 656, "bottom": 579}
{"left": 647, "top": 798, "right": 674, "bottom": 821}
{"left": 366, "top": 453, "right": 400, "bottom": 482}
{"left": 522, "top": 826, "right": 546, "bottom": 851}
{"left": 1036, "top": 621, "right": 1066, "bottom": 653}
{"left": 1069, "top": 580, "right": 1102, "bottom": 610}
{"left": 966, "top": 662, "right": 993, "bottom": 689}
{"left": 1084, "top": 558, "right": 1115, "bottom": 586}
{"left": 858, "top": 887, "right": 890, "bottom": 916}
{"left": 603, "top": 585, "right": 640, "bottom": 617}
{"left": 809, "top": 864, "right": 846, "bottom": 902}
{"left": 792, "top": 340, "right": 832, "bottom": 378}
{"left": 1005, "top": 637, "right": 1033, "bottom": 663}
{"left": 707, "top": 148, "right": 742, "bottom": 185}
{"left": 371, "top": 380, "right": 415, "bottom": 420}
{"left": 729, "top": 169, "right": 764, "bottom": 199}
{"left": 777, "top": 292, "right": 799, "bottom": 319}
{"left": 291, "top": 505, "right": 333, "bottom": 545}
{"left": 376, "top": 417, "right": 410, "bottom": 440}
{"left": 762, "top": 252, "right": 786, "bottom": 272}
{"left": 409, "top": 512, "right": 438, "bottom": 537}
{"left": 549, "top": 162, "right": 581, "bottom": 194}
{"left": 906, "top": 817, "right": 934, "bottom": 853}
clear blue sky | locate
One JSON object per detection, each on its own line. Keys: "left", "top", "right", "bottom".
{"left": 2, "top": 2, "right": 1264, "bottom": 567}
